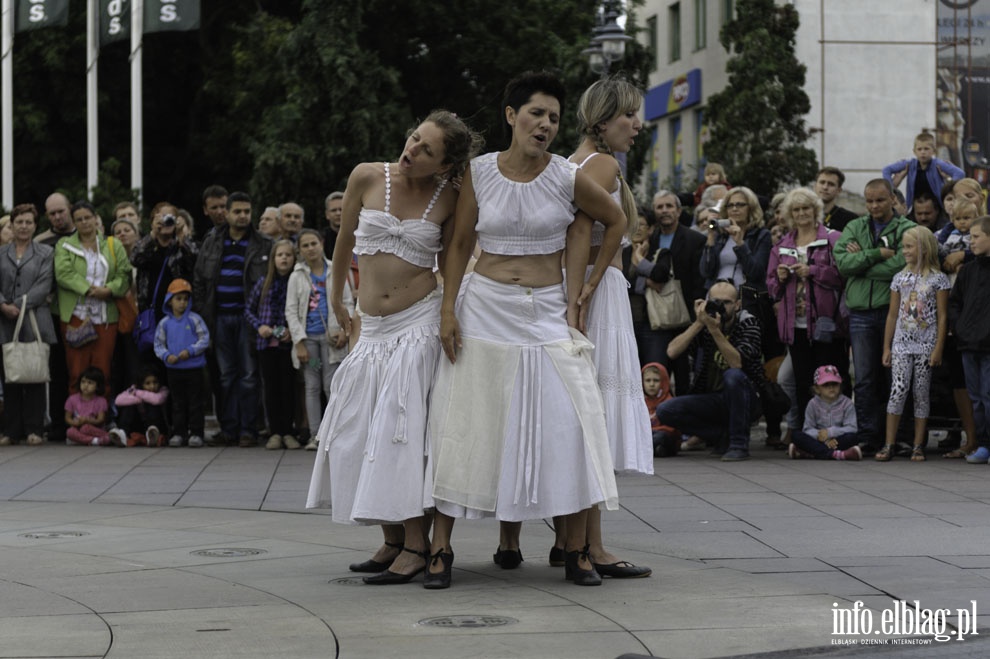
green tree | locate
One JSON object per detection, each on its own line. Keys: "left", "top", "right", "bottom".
{"left": 703, "top": 0, "right": 817, "bottom": 194}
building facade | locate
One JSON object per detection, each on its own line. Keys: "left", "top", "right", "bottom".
{"left": 638, "top": 0, "right": 940, "bottom": 199}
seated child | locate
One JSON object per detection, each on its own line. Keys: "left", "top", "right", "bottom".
{"left": 883, "top": 131, "right": 965, "bottom": 209}
{"left": 114, "top": 366, "right": 169, "bottom": 447}
{"left": 153, "top": 278, "right": 209, "bottom": 448}
{"left": 66, "top": 367, "right": 123, "bottom": 447}
{"left": 643, "top": 363, "right": 679, "bottom": 457}
{"left": 693, "top": 162, "right": 729, "bottom": 207}
{"left": 788, "top": 365, "right": 860, "bottom": 460}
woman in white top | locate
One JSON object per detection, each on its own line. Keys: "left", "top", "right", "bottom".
{"left": 551, "top": 77, "right": 654, "bottom": 578}
{"left": 306, "top": 111, "right": 481, "bottom": 585}
{"left": 426, "top": 71, "right": 626, "bottom": 588}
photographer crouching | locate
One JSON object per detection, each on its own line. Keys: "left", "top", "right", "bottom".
{"left": 655, "top": 280, "right": 765, "bottom": 461}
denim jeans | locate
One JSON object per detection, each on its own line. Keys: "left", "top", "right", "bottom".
{"left": 848, "top": 308, "right": 890, "bottom": 447}
{"left": 301, "top": 337, "right": 341, "bottom": 439}
{"left": 634, "top": 320, "right": 691, "bottom": 396}
{"left": 214, "top": 313, "right": 259, "bottom": 438}
{"left": 655, "top": 368, "right": 758, "bottom": 451}
{"left": 962, "top": 352, "right": 990, "bottom": 449}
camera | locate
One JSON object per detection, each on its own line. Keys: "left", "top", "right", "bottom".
{"left": 705, "top": 299, "right": 726, "bottom": 318}
{"left": 161, "top": 214, "right": 177, "bottom": 227}
{"left": 708, "top": 219, "right": 731, "bottom": 231}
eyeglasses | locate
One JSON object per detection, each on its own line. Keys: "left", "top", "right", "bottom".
{"left": 792, "top": 206, "right": 814, "bottom": 214}
{"left": 725, "top": 202, "right": 747, "bottom": 210}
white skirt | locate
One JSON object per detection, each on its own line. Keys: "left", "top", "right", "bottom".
{"left": 306, "top": 289, "right": 441, "bottom": 525}
{"left": 430, "top": 273, "right": 618, "bottom": 522}
{"left": 584, "top": 266, "right": 654, "bottom": 475}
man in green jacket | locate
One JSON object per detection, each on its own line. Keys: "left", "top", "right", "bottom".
{"left": 834, "top": 179, "right": 916, "bottom": 454}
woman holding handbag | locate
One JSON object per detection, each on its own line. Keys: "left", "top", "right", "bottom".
{"left": 0, "top": 204, "right": 57, "bottom": 445}
{"left": 766, "top": 187, "right": 846, "bottom": 431}
{"left": 55, "top": 201, "right": 132, "bottom": 397}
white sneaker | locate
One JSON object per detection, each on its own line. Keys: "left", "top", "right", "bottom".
{"left": 187, "top": 435, "right": 204, "bottom": 448}
{"left": 304, "top": 437, "right": 318, "bottom": 451}
{"left": 265, "top": 434, "right": 283, "bottom": 450}
{"left": 109, "top": 428, "right": 127, "bottom": 447}
{"left": 146, "top": 426, "right": 161, "bottom": 447}
{"left": 168, "top": 435, "right": 184, "bottom": 447}
{"left": 282, "top": 435, "right": 301, "bottom": 450}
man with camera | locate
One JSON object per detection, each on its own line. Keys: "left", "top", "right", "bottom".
{"left": 131, "top": 204, "right": 199, "bottom": 331}
{"left": 630, "top": 190, "right": 706, "bottom": 393}
{"left": 655, "top": 280, "right": 765, "bottom": 461}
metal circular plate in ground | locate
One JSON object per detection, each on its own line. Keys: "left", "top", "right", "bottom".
{"left": 190, "top": 548, "right": 268, "bottom": 558}
{"left": 19, "top": 531, "right": 91, "bottom": 539}
{"left": 418, "top": 615, "right": 518, "bottom": 628}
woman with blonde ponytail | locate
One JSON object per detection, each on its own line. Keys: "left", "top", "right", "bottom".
{"left": 547, "top": 77, "right": 653, "bottom": 578}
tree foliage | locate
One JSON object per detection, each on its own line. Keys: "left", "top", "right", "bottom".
{"left": 703, "top": 0, "right": 818, "bottom": 195}
{"left": 6, "top": 0, "right": 653, "bottom": 225}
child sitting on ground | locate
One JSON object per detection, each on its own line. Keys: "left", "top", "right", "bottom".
{"left": 114, "top": 366, "right": 169, "bottom": 447}
{"left": 154, "top": 278, "right": 209, "bottom": 448}
{"left": 788, "top": 365, "right": 860, "bottom": 460}
{"left": 66, "top": 367, "right": 122, "bottom": 446}
{"left": 643, "top": 362, "right": 679, "bottom": 457}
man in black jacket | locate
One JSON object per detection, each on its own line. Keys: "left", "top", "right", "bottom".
{"left": 193, "top": 192, "right": 272, "bottom": 447}
{"left": 630, "top": 190, "right": 706, "bottom": 394}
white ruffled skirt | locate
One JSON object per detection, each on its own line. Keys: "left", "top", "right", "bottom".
{"left": 430, "top": 273, "right": 618, "bottom": 522}
{"left": 306, "top": 290, "right": 441, "bottom": 525}
{"left": 584, "top": 266, "right": 654, "bottom": 475}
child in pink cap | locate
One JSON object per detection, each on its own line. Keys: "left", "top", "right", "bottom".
{"left": 788, "top": 365, "right": 861, "bottom": 460}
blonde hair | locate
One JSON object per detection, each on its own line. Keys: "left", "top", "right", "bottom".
{"left": 779, "top": 187, "right": 824, "bottom": 227}
{"left": 720, "top": 186, "right": 764, "bottom": 229}
{"left": 953, "top": 199, "right": 979, "bottom": 221}
{"left": 576, "top": 77, "right": 643, "bottom": 237}
{"left": 902, "top": 226, "right": 940, "bottom": 275}
{"left": 953, "top": 178, "right": 986, "bottom": 214}
{"left": 704, "top": 162, "right": 727, "bottom": 180}
{"left": 914, "top": 132, "right": 935, "bottom": 147}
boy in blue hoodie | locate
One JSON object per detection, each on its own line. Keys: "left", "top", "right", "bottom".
{"left": 154, "top": 278, "right": 210, "bottom": 447}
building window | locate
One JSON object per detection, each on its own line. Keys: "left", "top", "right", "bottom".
{"left": 646, "top": 15, "right": 658, "bottom": 72}
{"left": 669, "top": 2, "right": 681, "bottom": 63}
{"left": 721, "top": 0, "right": 733, "bottom": 25}
{"left": 694, "top": 0, "right": 707, "bottom": 51}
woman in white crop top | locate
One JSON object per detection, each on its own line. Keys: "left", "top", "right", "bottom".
{"left": 425, "top": 71, "right": 627, "bottom": 589}
{"left": 306, "top": 110, "right": 482, "bottom": 586}
{"left": 539, "top": 78, "right": 652, "bottom": 579}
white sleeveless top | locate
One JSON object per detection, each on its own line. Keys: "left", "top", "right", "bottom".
{"left": 353, "top": 163, "right": 447, "bottom": 269}
{"left": 571, "top": 152, "right": 623, "bottom": 247}
{"left": 473, "top": 152, "right": 578, "bottom": 256}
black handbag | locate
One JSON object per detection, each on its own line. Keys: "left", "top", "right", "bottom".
{"left": 759, "top": 380, "right": 791, "bottom": 419}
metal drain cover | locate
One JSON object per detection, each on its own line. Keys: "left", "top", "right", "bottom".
{"left": 19, "top": 531, "right": 90, "bottom": 539}
{"left": 190, "top": 548, "right": 267, "bottom": 558}
{"left": 418, "top": 615, "right": 518, "bottom": 628}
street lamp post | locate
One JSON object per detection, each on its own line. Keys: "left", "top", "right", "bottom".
{"left": 582, "top": 0, "right": 633, "bottom": 78}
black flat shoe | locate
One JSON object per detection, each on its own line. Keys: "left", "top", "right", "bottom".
{"left": 594, "top": 560, "right": 652, "bottom": 578}
{"left": 423, "top": 547, "right": 454, "bottom": 590}
{"left": 348, "top": 540, "right": 402, "bottom": 573}
{"left": 493, "top": 546, "right": 523, "bottom": 570}
{"left": 564, "top": 545, "right": 601, "bottom": 586}
{"left": 362, "top": 547, "right": 427, "bottom": 585}
{"left": 548, "top": 546, "right": 566, "bottom": 567}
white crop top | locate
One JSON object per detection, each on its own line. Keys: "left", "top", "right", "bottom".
{"left": 473, "top": 152, "right": 578, "bottom": 256}
{"left": 571, "top": 152, "right": 623, "bottom": 247}
{"left": 353, "top": 163, "right": 447, "bottom": 269}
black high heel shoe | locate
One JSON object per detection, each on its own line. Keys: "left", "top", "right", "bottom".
{"left": 423, "top": 547, "right": 454, "bottom": 590}
{"left": 493, "top": 546, "right": 523, "bottom": 570}
{"left": 564, "top": 545, "right": 602, "bottom": 586}
{"left": 349, "top": 540, "right": 402, "bottom": 573}
{"left": 362, "top": 547, "right": 428, "bottom": 585}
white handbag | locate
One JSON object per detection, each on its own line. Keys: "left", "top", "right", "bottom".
{"left": 3, "top": 296, "right": 50, "bottom": 384}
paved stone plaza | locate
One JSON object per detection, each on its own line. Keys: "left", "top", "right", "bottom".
{"left": 2, "top": 439, "right": 990, "bottom": 658}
